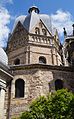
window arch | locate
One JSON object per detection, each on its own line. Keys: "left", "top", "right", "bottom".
{"left": 42, "top": 29, "right": 47, "bottom": 35}
{"left": 39, "top": 56, "right": 46, "bottom": 64}
{"left": 14, "top": 58, "right": 20, "bottom": 65}
{"left": 35, "top": 27, "right": 40, "bottom": 34}
{"left": 15, "top": 79, "right": 24, "bottom": 98}
{"left": 55, "top": 79, "right": 63, "bottom": 91}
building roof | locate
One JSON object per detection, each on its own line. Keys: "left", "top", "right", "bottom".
{"left": 12, "top": 6, "right": 52, "bottom": 34}
{"left": 0, "top": 47, "right": 8, "bottom": 65}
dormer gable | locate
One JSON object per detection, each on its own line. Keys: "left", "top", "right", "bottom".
{"left": 12, "top": 21, "right": 28, "bottom": 37}
{"left": 7, "top": 22, "right": 28, "bottom": 52}
{"left": 30, "top": 19, "right": 52, "bottom": 37}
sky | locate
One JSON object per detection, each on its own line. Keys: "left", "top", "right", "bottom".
{"left": 0, "top": 0, "right": 74, "bottom": 47}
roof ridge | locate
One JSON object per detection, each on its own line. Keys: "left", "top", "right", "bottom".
{"left": 29, "top": 10, "right": 40, "bottom": 32}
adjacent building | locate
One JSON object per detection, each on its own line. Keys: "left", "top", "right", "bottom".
{"left": 0, "top": 47, "right": 13, "bottom": 119}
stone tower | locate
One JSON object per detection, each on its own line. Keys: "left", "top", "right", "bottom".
{"left": 5, "top": 6, "right": 74, "bottom": 119}
{"left": 7, "top": 6, "right": 63, "bottom": 66}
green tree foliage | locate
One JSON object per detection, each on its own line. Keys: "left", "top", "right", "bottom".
{"left": 16, "top": 89, "right": 74, "bottom": 119}
{"left": 20, "top": 111, "right": 32, "bottom": 119}
{"left": 48, "top": 89, "right": 74, "bottom": 119}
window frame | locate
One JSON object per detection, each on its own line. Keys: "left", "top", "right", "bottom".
{"left": 42, "top": 29, "right": 47, "bottom": 36}
{"left": 35, "top": 27, "right": 40, "bottom": 35}
{"left": 14, "top": 58, "right": 20, "bottom": 65}
{"left": 55, "top": 79, "right": 63, "bottom": 91}
{"left": 39, "top": 56, "right": 46, "bottom": 64}
{"left": 15, "top": 79, "right": 25, "bottom": 98}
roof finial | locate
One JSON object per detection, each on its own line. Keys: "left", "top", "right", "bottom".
{"left": 63, "top": 28, "right": 67, "bottom": 37}
{"left": 28, "top": 6, "right": 40, "bottom": 14}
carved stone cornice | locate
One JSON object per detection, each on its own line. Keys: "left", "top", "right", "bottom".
{"left": 10, "top": 64, "right": 74, "bottom": 72}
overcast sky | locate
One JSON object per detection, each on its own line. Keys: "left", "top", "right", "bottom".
{"left": 0, "top": 0, "right": 74, "bottom": 47}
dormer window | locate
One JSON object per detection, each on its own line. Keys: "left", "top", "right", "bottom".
{"left": 42, "top": 29, "right": 47, "bottom": 36}
{"left": 35, "top": 27, "right": 40, "bottom": 34}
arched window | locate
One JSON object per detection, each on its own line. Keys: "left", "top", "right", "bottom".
{"left": 42, "top": 29, "right": 47, "bottom": 35}
{"left": 55, "top": 79, "right": 63, "bottom": 91}
{"left": 15, "top": 79, "right": 24, "bottom": 98}
{"left": 14, "top": 58, "right": 20, "bottom": 65}
{"left": 35, "top": 27, "right": 40, "bottom": 34}
{"left": 39, "top": 56, "right": 46, "bottom": 64}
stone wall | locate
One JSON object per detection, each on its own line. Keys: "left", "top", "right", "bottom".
{"left": 9, "top": 64, "right": 74, "bottom": 118}
{"left": 30, "top": 45, "right": 52, "bottom": 64}
{"left": 10, "top": 68, "right": 53, "bottom": 118}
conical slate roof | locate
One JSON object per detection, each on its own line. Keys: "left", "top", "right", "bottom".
{"left": 12, "top": 6, "right": 52, "bottom": 33}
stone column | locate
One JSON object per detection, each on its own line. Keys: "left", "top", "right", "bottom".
{"left": 0, "top": 88, "right": 5, "bottom": 119}
{"left": 0, "top": 79, "right": 6, "bottom": 119}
